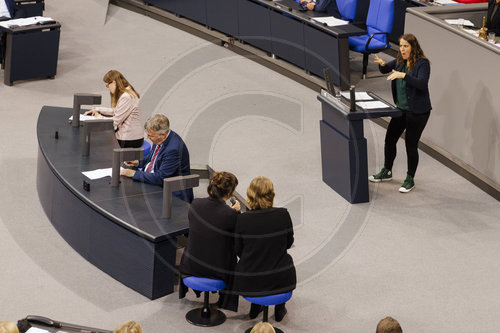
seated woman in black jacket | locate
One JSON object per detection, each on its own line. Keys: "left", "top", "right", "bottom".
{"left": 234, "top": 176, "right": 296, "bottom": 322}
{"left": 179, "top": 171, "right": 241, "bottom": 311}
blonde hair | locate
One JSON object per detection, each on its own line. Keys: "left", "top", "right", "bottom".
{"left": 250, "top": 322, "right": 276, "bottom": 333}
{"left": 376, "top": 316, "right": 403, "bottom": 333}
{"left": 246, "top": 176, "right": 275, "bottom": 210}
{"left": 103, "top": 70, "right": 140, "bottom": 107}
{"left": 0, "top": 322, "right": 19, "bottom": 333}
{"left": 114, "top": 320, "right": 143, "bottom": 333}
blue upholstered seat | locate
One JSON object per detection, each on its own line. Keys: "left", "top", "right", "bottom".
{"left": 243, "top": 291, "right": 293, "bottom": 306}
{"left": 140, "top": 140, "right": 151, "bottom": 157}
{"left": 348, "top": 0, "right": 394, "bottom": 78}
{"left": 337, "top": 0, "right": 357, "bottom": 22}
{"left": 181, "top": 276, "right": 227, "bottom": 327}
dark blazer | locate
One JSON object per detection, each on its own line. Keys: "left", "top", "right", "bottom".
{"left": 379, "top": 58, "right": 432, "bottom": 114}
{"left": 486, "top": 0, "right": 500, "bottom": 35}
{"left": 133, "top": 130, "right": 193, "bottom": 202}
{"left": 233, "top": 207, "right": 296, "bottom": 297}
{"left": 4, "top": 0, "right": 26, "bottom": 19}
{"left": 180, "top": 197, "right": 238, "bottom": 281}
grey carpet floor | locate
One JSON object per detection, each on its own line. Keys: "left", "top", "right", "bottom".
{"left": 0, "top": 1, "right": 499, "bottom": 332}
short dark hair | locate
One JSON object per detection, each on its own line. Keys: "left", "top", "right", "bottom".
{"left": 376, "top": 317, "right": 403, "bottom": 333}
{"left": 207, "top": 171, "right": 238, "bottom": 199}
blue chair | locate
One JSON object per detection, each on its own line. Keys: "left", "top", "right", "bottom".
{"left": 243, "top": 291, "right": 293, "bottom": 333}
{"left": 337, "top": 0, "right": 357, "bottom": 22}
{"left": 348, "top": 0, "right": 394, "bottom": 79}
{"left": 140, "top": 140, "right": 151, "bottom": 157}
{"left": 182, "top": 276, "right": 227, "bottom": 327}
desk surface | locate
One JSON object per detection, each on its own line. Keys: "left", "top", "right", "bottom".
{"left": 37, "top": 106, "right": 190, "bottom": 243}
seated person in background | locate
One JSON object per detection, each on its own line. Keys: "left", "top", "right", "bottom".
{"left": 250, "top": 322, "right": 276, "bottom": 333}
{"left": 376, "top": 316, "right": 403, "bottom": 333}
{"left": 299, "top": 0, "right": 341, "bottom": 18}
{"left": 233, "top": 176, "right": 296, "bottom": 322}
{"left": 114, "top": 320, "right": 143, "bottom": 333}
{"left": 0, "top": 0, "right": 26, "bottom": 20}
{"left": 0, "top": 321, "right": 19, "bottom": 333}
{"left": 486, "top": 0, "right": 500, "bottom": 35}
{"left": 179, "top": 171, "right": 241, "bottom": 311}
{"left": 84, "top": 70, "right": 144, "bottom": 148}
{"left": 121, "top": 114, "right": 193, "bottom": 202}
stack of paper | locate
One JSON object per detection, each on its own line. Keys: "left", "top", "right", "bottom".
{"left": 434, "top": 0, "right": 460, "bottom": 5}
{"left": 444, "top": 18, "right": 474, "bottom": 26}
{"left": 0, "top": 16, "right": 55, "bottom": 29}
{"left": 312, "top": 16, "right": 349, "bottom": 27}
{"left": 356, "top": 101, "right": 390, "bottom": 109}
{"left": 340, "top": 92, "right": 373, "bottom": 101}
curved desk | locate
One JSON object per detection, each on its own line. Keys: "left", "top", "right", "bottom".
{"left": 36, "top": 106, "right": 190, "bottom": 299}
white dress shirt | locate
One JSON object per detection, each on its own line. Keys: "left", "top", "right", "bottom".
{"left": 0, "top": 0, "right": 12, "bottom": 19}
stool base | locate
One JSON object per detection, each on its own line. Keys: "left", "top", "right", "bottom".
{"left": 186, "top": 307, "right": 226, "bottom": 327}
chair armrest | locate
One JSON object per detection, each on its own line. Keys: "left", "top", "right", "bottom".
{"left": 365, "top": 31, "right": 389, "bottom": 51}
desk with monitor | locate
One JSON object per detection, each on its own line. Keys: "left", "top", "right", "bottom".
{"left": 36, "top": 106, "right": 191, "bottom": 299}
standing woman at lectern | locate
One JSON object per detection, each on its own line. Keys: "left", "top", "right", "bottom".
{"left": 370, "top": 33, "right": 431, "bottom": 193}
{"left": 84, "top": 70, "right": 144, "bottom": 148}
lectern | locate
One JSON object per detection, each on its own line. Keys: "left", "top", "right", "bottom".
{"left": 318, "top": 90, "right": 401, "bottom": 203}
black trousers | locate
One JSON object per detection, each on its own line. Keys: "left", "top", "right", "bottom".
{"left": 117, "top": 138, "right": 144, "bottom": 148}
{"left": 384, "top": 110, "right": 430, "bottom": 178}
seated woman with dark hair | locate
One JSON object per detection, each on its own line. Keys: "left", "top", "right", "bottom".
{"left": 179, "top": 171, "right": 241, "bottom": 310}
{"left": 233, "top": 176, "right": 296, "bottom": 322}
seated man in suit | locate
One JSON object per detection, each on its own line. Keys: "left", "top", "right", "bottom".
{"left": 299, "top": 0, "right": 341, "bottom": 18}
{"left": 120, "top": 114, "right": 194, "bottom": 203}
{"left": 0, "top": 0, "right": 26, "bottom": 20}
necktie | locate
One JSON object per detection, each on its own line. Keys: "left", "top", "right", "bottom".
{"left": 145, "top": 145, "right": 160, "bottom": 173}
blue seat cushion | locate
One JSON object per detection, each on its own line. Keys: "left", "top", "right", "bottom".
{"left": 183, "top": 276, "right": 227, "bottom": 292}
{"left": 141, "top": 140, "right": 151, "bottom": 157}
{"left": 348, "top": 35, "right": 388, "bottom": 52}
{"left": 243, "top": 291, "right": 293, "bottom": 306}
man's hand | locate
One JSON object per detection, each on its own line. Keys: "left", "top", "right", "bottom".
{"left": 124, "top": 160, "right": 139, "bottom": 167}
{"left": 120, "top": 168, "right": 136, "bottom": 178}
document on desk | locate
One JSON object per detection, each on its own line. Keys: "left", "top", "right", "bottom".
{"left": 356, "top": 101, "right": 390, "bottom": 109}
{"left": 68, "top": 114, "right": 98, "bottom": 122}
{"left": 312, "top": 16, "right": 349, "bottom": 27}
{"left": 82, "top": 168, "right": 113, "bottom": 179}
{"left": 445, "top": 19, "right": 474, "bottom": 27}
{"left": 434, "top": 0, "right": 459, "bottom": 5}
{"left": 341, "top": 92, "right": 373, "bottom": 101}
{"left": 0, "top": 16, "right": 55, "bottom": 29}
{"left": 26, "top": 327, "right": 51, "bottom": 333}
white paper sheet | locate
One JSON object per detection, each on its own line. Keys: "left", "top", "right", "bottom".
{"left": 26, "top": 328, "right": 51, "bottom": 333}
{"left": 312, "top": 16, "right": 349, "bottom": 27}
{"left": 356, "top": 101, "right": 390, "bottom": 109}
{"left": 445, "top": 18, "right": 474, "bottom": 27}
{"left": 434, "top": 0, "right": 460, "bottom": 5}
{"left": 68, "top": 114, "right": 98, "bottom": 122}
{"left": 82, "top": 168, "right": 113, "bottom": 179}
{"left": 340, "top": 92, "right": 373, "bottom": 101}
{"left": 0, "top": 16, "right": 55, "bottom": 28}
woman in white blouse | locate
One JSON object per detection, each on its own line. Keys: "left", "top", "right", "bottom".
{"left": 85, "top": 70, "right": 144, "bottom": 148}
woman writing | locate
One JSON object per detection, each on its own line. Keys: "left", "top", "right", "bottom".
{"left": 84, "top": 70, "right": 143, "bottom": 148}
{"left": 234, "top": 176, "right": 296, "bottom": 322}
{"left": 179, "top": 171, "right": 241, "bottom": 310}
{"left": 370, "top": 33, "right": 431, "bottom": 193}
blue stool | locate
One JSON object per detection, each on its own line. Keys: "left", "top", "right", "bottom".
{"left": 182, "top": 276, "right": 227, "bottom": 327}
{"left": 140, "top": 140, "right": 151, "bottom": 157}
{"left": 243, "top": 291, "right": 293, "bottom": 333}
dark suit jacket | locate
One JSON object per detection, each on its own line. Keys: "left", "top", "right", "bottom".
{"left": 180, "top": 197, "right": 238, "bottom": 281}
{"left": 486, "top": 0, "right": 500, "bottom": 35}
{"left": 4, "top": 0, "right": 26, "bottom": 19}
{"left": 233, "top": 207, "right": 296, "bottom": 297}
{"left": 133, "top": 130, "right": 193, "bottom": 202}
{"left": 179, "top": 197, "right": 239, "bottom": 310}
{"left": 379, "top": 58, "right": 432, "bottom": 114}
